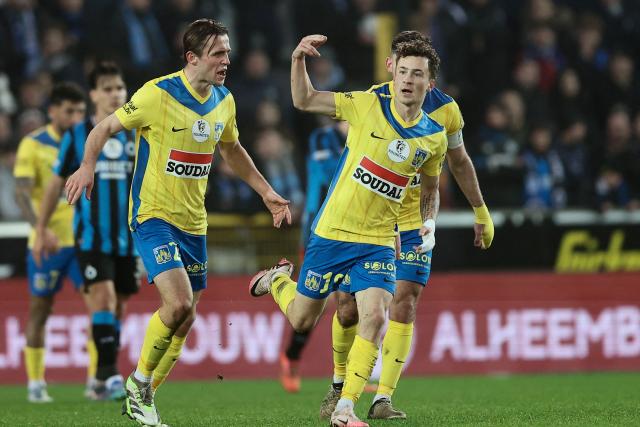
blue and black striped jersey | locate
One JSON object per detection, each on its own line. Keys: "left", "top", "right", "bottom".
{"left": 54, "top": 118, "right": 137, "bottom": 256}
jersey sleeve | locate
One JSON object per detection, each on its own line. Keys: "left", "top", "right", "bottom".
{"left": 420, "top": 133, "right": 448, "bottom": 177}
{"left": 13, "top": 137, "right": 36, "bottom": 179}
{"left": 53, "top": 130, "right": 79, "bottom": 178}
{"left": 220, "top": 94, "right": 240, "bottom": 143}
{"left": 445, "top": 101, "right": 465, "bottom": 150}
{"left": 334, "top": 91, "right": 376, "bottom": 126}
{"left": 115, "top": 83, "right": 157, "bottom": 130}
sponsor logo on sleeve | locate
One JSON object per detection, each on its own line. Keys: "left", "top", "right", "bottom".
{"left": 121, "top": 101, "right": 137, "bottom": 115}
{"left": 351, "top": 157, "right": 409, "bottom": 202}
{"left": 165, "top": 149, "right": 213, "bottom": 179}
{"left": 214, "top": 122, "right": 224, "bottom": 142}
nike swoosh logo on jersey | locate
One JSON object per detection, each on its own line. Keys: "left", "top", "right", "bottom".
{"left": 172, "top": 126, "right": 187, "bottom": 132}
{"left": 384, "top": 277, "right": 395, "bottom": 283}
{"left": 370, "top": 131, "right": 385, "bottom": 140}
{"left": 354, "top": 372, "right": 368, "bottom": 380}
{"left": 395, "top": 358, "right": 405, "bottom": 363}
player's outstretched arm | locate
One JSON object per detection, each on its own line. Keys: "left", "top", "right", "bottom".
{"left": 416, "top": 173, "right": 440, "bottom": 254}
{"left": 218, "top": 141, "right": 292, "bottom": 228}
{"left": 291, "top": 35, "right": 336, "bottom": 115}
{"left": 447, "top": 145, "right": 494, "bottom": 249}
{"left": 65, "top": 114, "right": 124, "bottom": 204}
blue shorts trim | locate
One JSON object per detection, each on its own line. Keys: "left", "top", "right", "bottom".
{"left": 298, "top": 234, "right": 396, "bottom": 299}
{"left": 396, "top": 229, "right": 432, "bottom": 286}
{"left": 27, "top": 247, "right": 83, "bottom": 297}
{"left": 132, "top": 218, "right": 207, "bottom": 292}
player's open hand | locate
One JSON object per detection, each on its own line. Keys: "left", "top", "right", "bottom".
{"left": 32, "top": 227, "right": 59, "bottom": 268}
{"left": 65, "top": 163, "right": 95, "bottom": 204}
{"left": 292, "top": 35, "right": 328, "bottom": 60}
{"left": 262, "top": 190, "right": 292, "bottom": 228}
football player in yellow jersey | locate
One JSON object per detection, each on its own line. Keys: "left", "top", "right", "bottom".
{"left": 249, "top": 34, "right": 447, "bottom": 427}
{"left": 321, "top": 31, "right": 495, "bottom": 421}
{"left": 63, "top": 19, "right": 291, "bottom": 426}
{"left": 13, "top": 82, "right": 86, "bottom": 403}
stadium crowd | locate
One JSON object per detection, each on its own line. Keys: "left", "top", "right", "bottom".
{"left": 1, "top": 0, "right": 639, "bottom": 221}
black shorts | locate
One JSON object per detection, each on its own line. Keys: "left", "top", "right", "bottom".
{"left": 76, "top": 251, "right": 142, "bottom": 295}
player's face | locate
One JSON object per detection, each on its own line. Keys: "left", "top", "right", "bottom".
{"left": 90, "top": 75, "right": 127, "bottom": 115}
{"left": 197, "top": 34, "right": 231, "bottom": 86}
{"left": 393, "top": 56, "right": 431, "bottom": 107}
{"left": 49, "top": 100, "right": 87, "bottom": 131}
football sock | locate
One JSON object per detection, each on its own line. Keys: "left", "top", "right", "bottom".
{"left": 332, "top": 312, "right": 357, "bottom": 383}
{"left": 92, "top": 311, "right": 118, "bottom": 381}
{"left": 152, "top": 334, "right": 186, "bottom": 391}
{"left": 272, "top": 274, "right": 296, "bottom": 316}
{"left": 25, "top": 346, "right": 45, "bottom": 384}
{"left": 114, "top": 318, "right": 121, "bottom": 349}
{"left": 135, "top": 310, "right": 174, "bottom": 382}
{"left": 341, "top": 335, "right": 378, "bottom": 404}
{"left": 87, "top": 337, "right": 97, "bottom": 381}
{"left": 377, "top": 320, "right": 413, "bottom": 398}
{"left": 285, "top": 330, "right": 310, "bottom": 361}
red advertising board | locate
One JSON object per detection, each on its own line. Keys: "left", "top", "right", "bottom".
{"left": 1, "top": 272, "right": 639, "bottom": 384}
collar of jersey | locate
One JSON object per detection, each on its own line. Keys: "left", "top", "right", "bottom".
{"left": 46, "top": 124, "right": 61, "bottom": 142}
{"left": 389, "top": 91, "right": 423, "bottom": 128}
{"left": 179, "top": 69, "right": 211, "bottom": 104}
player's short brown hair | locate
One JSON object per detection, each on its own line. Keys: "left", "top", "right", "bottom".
{"left": 394, "top": 38, "right": 441, "bottom": 80}
{"left": 391, "top": 31, "right": 432, "bottom": 53}
{"left": 183, "top": 19, "right": 228, "bottom": 61}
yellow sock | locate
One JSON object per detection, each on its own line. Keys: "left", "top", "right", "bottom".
{"left": 136, "top": 311, "right": 174, "bottom": 378}
{"left": 377, "top": 320, "right": 413, "bottom": 397}
{"left": 24, "top": 346, "right": 45, "bottom": 382}
{"left": 272, "top": 274, "right": 297, "bottom": 316}
{"left": 87, "top": 338, "right": 97, "bottom": 380}
{"left": 152, "top": 334, "right": 186, "bottom": 390}
{"left": 332, "top": 312, "right": 357, "bottom": 381}
{"left": 341, "top": 335, "right": 378, "bottom": 403}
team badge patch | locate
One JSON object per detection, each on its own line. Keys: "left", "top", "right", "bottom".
{"left": 304, "top": 270, "right": 322, "bottom": 292}
{"left": 388, "top": 139, "right": 410, "bottom": 163}
{"left": 192, "top": 119, "right": 211, "bottom": 142}
{"left": 214, "top": 122, "right": 224, "bottom": 142}
{"left": 411, "top": 148, "right": 429, "bottom": 169}
{"left": 153, "top": 245, "right": 172, "bottom": 264}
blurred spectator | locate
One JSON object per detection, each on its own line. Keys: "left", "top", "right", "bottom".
{"left": 19, "top": 79, "right": 48, "bottom": 110}
{"left": 206, "top": 160, "right": 262, "bottom": 214}
{"left": 523, "top": 23, "right": 565, "bottom": 92}
{"left": 552, "top": 68, "right": 596, "bottom": 129}
{"left": 0, "top": 112, "right": 14, "bottom": 149}
{"left": 595, "top": 166, "right": 635, "bottom": 212}
{"left": 0, "top": 73, "right": 18, "bottom": 114}
{"left": 231, "top": 49, "right": 290, "bottom": 128}
{"left": 499, "top": 89, "right": 527, "bottom": 146}
{"left": 512, "top": 58, "right": 549, "bottom": 123}
{"left": 254, "top": 129, "right": 304, "bottom": 221}
{"left": 104, "top": 0, "right": 171, "bottom": 89}
{"left": 595, "top": 51, "right": 640, "bottom": 122}
{"left": 40, "top": 24, "right": 84, "bottom": 84}
{"left": 308, "top": 49, "right": 345, "bottom": 92}
{"left": 594, "top": 0, "right": 640, "bottom": 55}
{"left": 0, "top": 145, "right": 21, "bottom": 220}
{"left": 0, "top": 0, "right": 42, "bottom": 84}
{"left": 16, "top": 109, "right": 46, "bottom": 138}
{"left": 522, "top": 122, "right": 566, "bottom": 209}
{"left": 473, "top": 102, "right": 523, "bottom": 206}
{"left": 557, "top": 116, "right": 592, "bottom": 206}
{"left": 572, "top": 14, "right": 609, "bottom": 87}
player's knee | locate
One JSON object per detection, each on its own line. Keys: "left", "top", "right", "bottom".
{"left": 337, "top": 306, "right": 358, "bottom": 328}
{"left": 291, "top": 315, "right": 316, "bottom": 333}
{"left": 389, "top": 298, "right": 418, "bottom": 324}
{"left": 361, "top": 310, "right": 386, "bottom": 334}
{"left": 168, "top": 298, "right": 193, "bottom": 323}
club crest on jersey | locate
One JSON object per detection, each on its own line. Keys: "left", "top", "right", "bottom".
{"left": 387, "top": 139, "right": 410, "bottom": 163}
{"left": 213, "top": 122, "right": 224, "bottom": 142}
{"left": 412, "top": 148, "right": 429, "bottom": 169}
{"left": 192, "top": 119, "right": 211, "bottom": 142}
{"left": 153, "top": 245, "right": 172, "bottom": 264}
{"left": 304, "top": 270, "right": 322, "bottom": 292}
{"left": 165, "top": 149, "right": 213, "bottom": 179}
{"left": 102, "top": 138, "right": 123, "bottom": 159}
{"left": 352, "top": 157, "right": 409, "bottom": 202}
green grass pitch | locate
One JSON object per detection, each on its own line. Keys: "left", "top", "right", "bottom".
{"left": 2, "top": 372, "right": 638, "bottom": 426}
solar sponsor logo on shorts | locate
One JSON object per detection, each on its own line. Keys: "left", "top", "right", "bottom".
{"left": 352, "top": 156, "right": 409, "bottom": 202}
{"left": 165, "top": 149, "right": 213, "bottom": 179}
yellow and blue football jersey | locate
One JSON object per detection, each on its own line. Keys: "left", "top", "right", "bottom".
{"left": 369, "top": 82, "right": 465, "bottom": 232}
{"left": 115, "top": 70, "right": 239, "bottom": 235}
{"left": 13, "top": 125, "right": 75, "bottom": 248}
{"left": 311, "top": 90, "right": 447, "bottom": 249}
